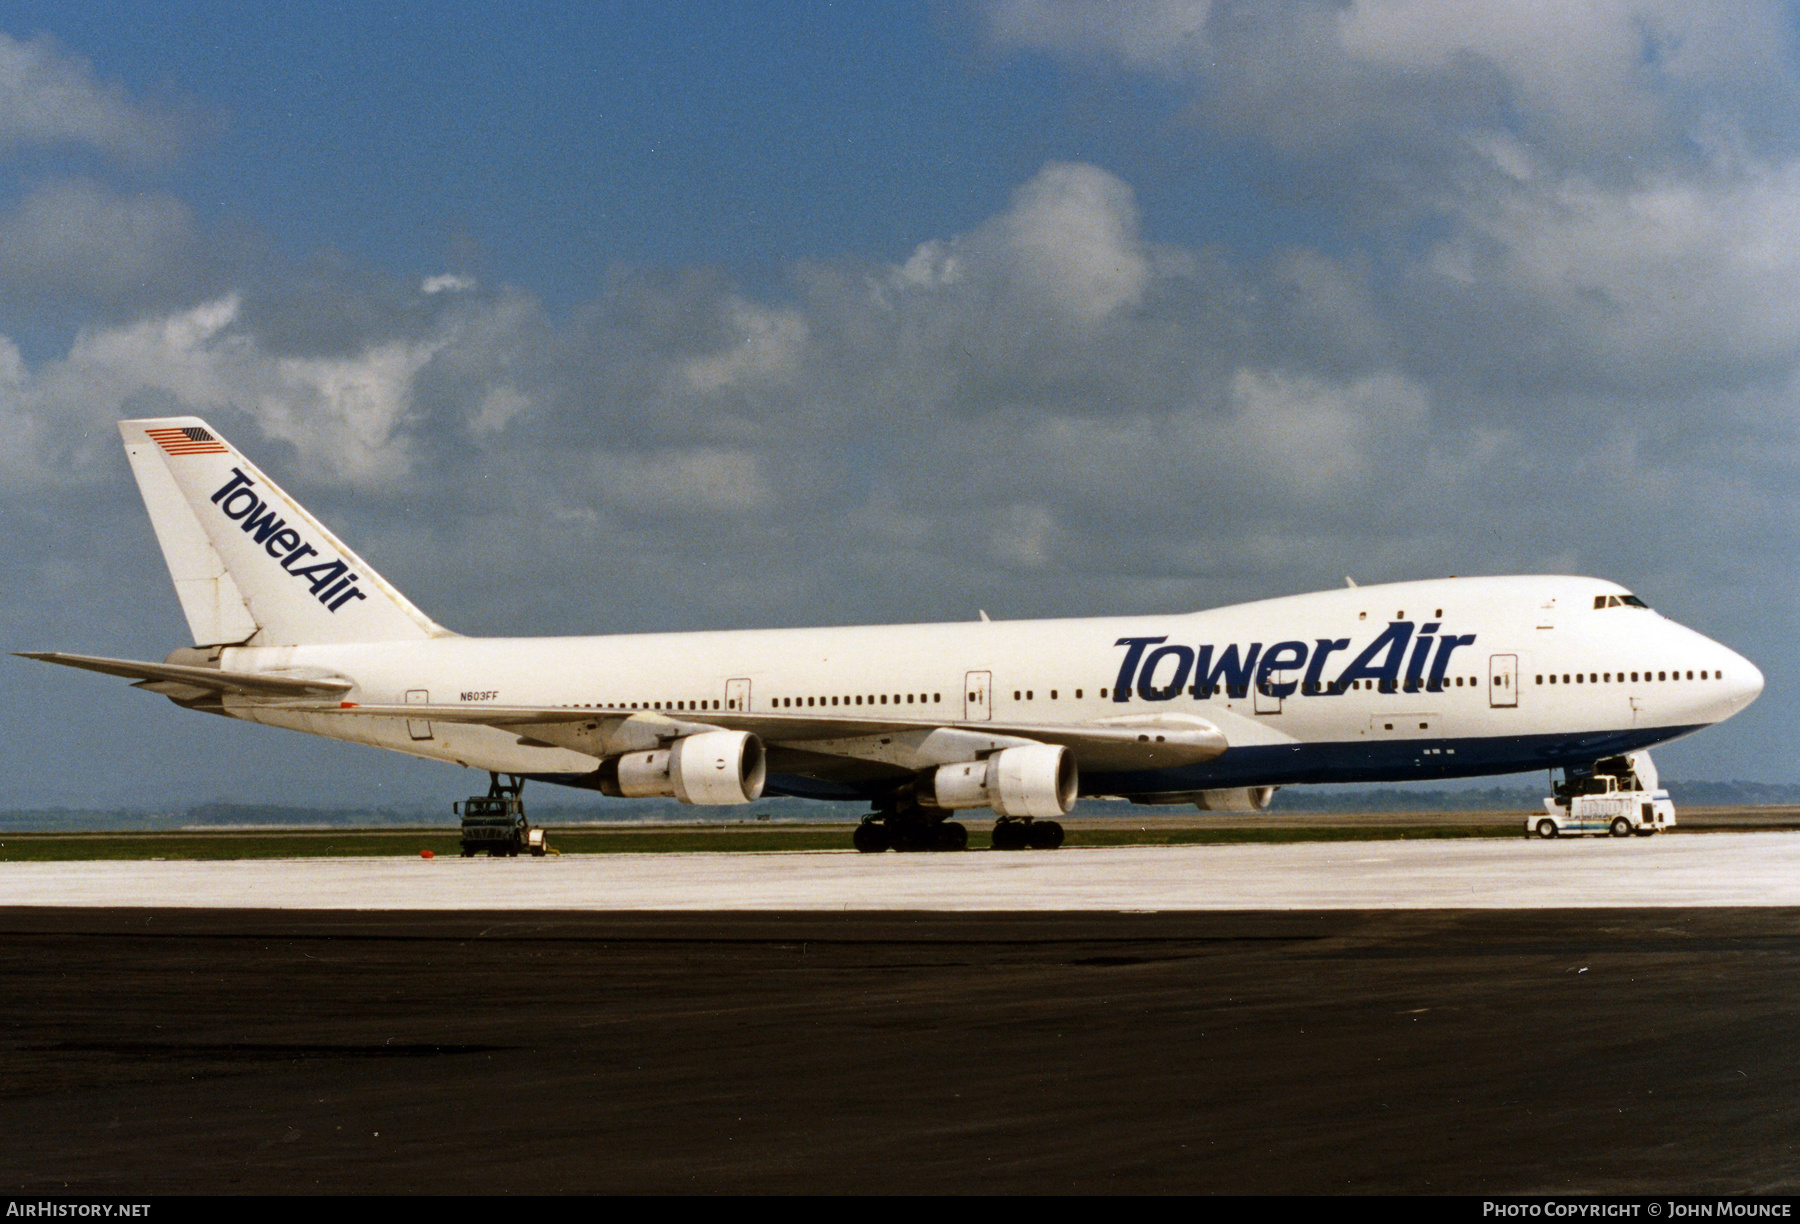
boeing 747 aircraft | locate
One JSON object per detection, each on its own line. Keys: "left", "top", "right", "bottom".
{"left": 21, "top": 418, "right": 1764, "bottom": 850}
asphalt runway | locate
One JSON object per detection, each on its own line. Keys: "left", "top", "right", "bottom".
{"left": 9, "top": 830, "right": 1800, "bottom": 909}
{"left": 6, "top": 906, "right": 1800, "bottom": 1194}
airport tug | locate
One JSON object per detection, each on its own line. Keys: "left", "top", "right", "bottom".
{"left": 454, "top": 773, "right": 547, "bottom": 857}
{"left": 1528, "top": 752, "right": 1674, "bottom": 839}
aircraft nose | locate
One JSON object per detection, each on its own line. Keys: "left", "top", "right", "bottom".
{"left": 1738, "top": 655, "right": 1766, "bottom": 704}
{"left": 1720, "top": 647, "right": 1764, "bottom": 711}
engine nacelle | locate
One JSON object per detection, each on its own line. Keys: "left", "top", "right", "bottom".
{"left": 926, "top": 743, "right": 1076, "bottom": 817}
{"left": 1192, "top": 786, "right": 1277, "bottom": 812}
{"left": 613, "top": 748, "right": 672, "bottom": 797}
{"left": 672, "top": 730, "right": 766, "bottom": 805}
{"left": 603, "top": 731, "right": 766, "bottom": 805}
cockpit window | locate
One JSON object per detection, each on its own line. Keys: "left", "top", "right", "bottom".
{"left": 1620, "top": 594, "right": 1649, "bottom": 608}
{"left": 1595, "top": 594, "right": 1651, "bottom": 609}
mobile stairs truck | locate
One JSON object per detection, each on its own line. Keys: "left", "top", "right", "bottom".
{"left": 455, "top": 773, "right": 548, "bottom": 857}
{"left": 1528, "top": 752, "right": 1674, "bottom": 839}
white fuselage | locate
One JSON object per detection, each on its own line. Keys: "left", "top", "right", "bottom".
{"left": 218, "top": 574, "right": 1762, "bottom": 801}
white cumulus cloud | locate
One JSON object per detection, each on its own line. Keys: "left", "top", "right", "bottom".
{"left": 422, "top": 273, "right": 477, "bottom": 295}
{"left": 0, "top": 33, "right": 186, "bottom": 158}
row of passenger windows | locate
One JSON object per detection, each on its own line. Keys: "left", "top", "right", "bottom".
{"left": 1285, "top": 676, "right": 1483, "bottom": 695}
{"left": 553, "top": 700, "right": 726, "bottom": 711}
{"left": 1538, "top": 669, "right": 1719, "bottom": 685}
{"left": 551, "top": 668, "right": 1717, "bottom": 713}
{"left": 775, "top": 693, "right": 941, "bottom": 709}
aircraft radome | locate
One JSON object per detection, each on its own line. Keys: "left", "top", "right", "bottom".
{"left": 20, "top": 417, "right": 1764, "bottom": 851}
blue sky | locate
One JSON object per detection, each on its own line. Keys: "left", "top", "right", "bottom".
{"left": 3, "top": 2, "right": 1799, "bottom": 806}
{"left": 1, "top": 3, "right": 1325, "bottom": 308}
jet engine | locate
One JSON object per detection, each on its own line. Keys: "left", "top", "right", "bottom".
{"left": 601, "top": 730, "right": 767, "bottom": 805}
{"left": 924, "top": 743, "right": 1077, "bottom": 817}
{"left": 1192, "top": 786, "right": 1277, "bottom": 812}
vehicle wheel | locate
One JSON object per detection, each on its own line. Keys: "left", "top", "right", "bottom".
{"left": 936, "top": 821, "right": 968, "bottom": 851}
{"left": 852, "top": 821, "right": 890, "bottom": 853}
{"left": 532, "top": 847, "right": 547, "bottom": 856}
{"left": 1027, "top": 820, "right": 1065, "bottom": 850}
{"left": 1535, "top": 819, "right": 1558, "bottom": 839}
{"left": 1610, "top": 817, "right": 1632, "bottom": 838}
{"left": 460, "top": 848, "right": 474, "bottom": 858}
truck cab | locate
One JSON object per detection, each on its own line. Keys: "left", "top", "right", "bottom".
{"left": 454, "top": 791, "right": 546, "bottom": 857}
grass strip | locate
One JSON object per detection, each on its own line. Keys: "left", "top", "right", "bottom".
{"left": 0, "top": 823, "right": 1523, "bottom": 860}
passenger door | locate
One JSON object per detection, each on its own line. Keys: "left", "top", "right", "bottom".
{"left": 405, "top": 689, "right": 432, "bottom": 741}
{"left": 1254, "top": 675, "right": 1284, "bottom": 714}
{"left": 964, "top": 671, "right": 992, "bottom": 722}
{"left": 725, "top": 677, "right": 752, "bottom": 713}
{"left": 1488, "top": 655, "right": 1518, "bottom": 709}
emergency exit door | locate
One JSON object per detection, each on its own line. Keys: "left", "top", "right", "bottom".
{"left": 406, "top": 689, "right": 433, "bottom": 740}
{"left": 1488, "top": 655, "right": 1518, "bottom": 708}
{"left": 964, "top": 671, "right": 992, "bottom": 722}
{"left": 726, "top": 677, "right": 751, "bottom": 712}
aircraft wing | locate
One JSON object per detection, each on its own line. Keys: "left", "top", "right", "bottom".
{"left": 285, "top": 701, "right": 1229, "bottom": 771}
{"left": 20, "top": 653, "right": 1229, "bottom": 770}
{"left": 15, "top": 652, "right": 353, "bottom": 699}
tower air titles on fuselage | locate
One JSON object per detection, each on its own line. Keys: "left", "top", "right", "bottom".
{"left": 1112, "top": 621, "right": 1479, "bottom": 701}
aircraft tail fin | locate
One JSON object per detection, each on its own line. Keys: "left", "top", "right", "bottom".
{"left": 119, "top": 417, "right": 448, "bottom": 647}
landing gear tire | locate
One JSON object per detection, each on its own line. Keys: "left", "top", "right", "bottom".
{"left": 888, "top": 822, "right": 929, "bottom": 852}
{"left": 892, "top": 822, "right": 966, "bottom": 851}
{"left": 1536, "top": 819, "right": 1559, "bottom": 839}
{"left": 853, "top": 820, "right": 891, "bottom": 853}
{"left": 1610, "top": 817, "right": 1632, "bottom": 838}
{"left": 1027, "top": 820, "right": 1065, "bottom": 850}
{"left": 991, "top": 819, "right": 1028, "bottom": 851}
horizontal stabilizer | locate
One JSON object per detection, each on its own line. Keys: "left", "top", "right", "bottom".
{"left": 15, "top": 651, "right": 353, "bottom": 699}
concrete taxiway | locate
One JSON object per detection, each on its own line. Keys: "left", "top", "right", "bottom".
{"left": 5, "top": 830, "right": 1800, "bottom": 909}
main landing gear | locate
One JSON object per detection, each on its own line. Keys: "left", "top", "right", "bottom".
{"left": 851, "top": 804, "right": 1064, "bottom": 853}
{"left": 852, "top": 810, "right": 967, "bottom": 852}
{"left": 990, "top": 816, "right": 1064, "bottom": 851}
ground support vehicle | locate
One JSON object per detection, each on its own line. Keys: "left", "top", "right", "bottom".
{"left": 1528, "top": 755, "right": 1674, "bottom": 839}
{"left": 455, "top": 774, "right": 546, "bottom": 857}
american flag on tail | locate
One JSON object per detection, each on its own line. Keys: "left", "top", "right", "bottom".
{"left": 144, "top": 426, "right": 228, "bottom": 455}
